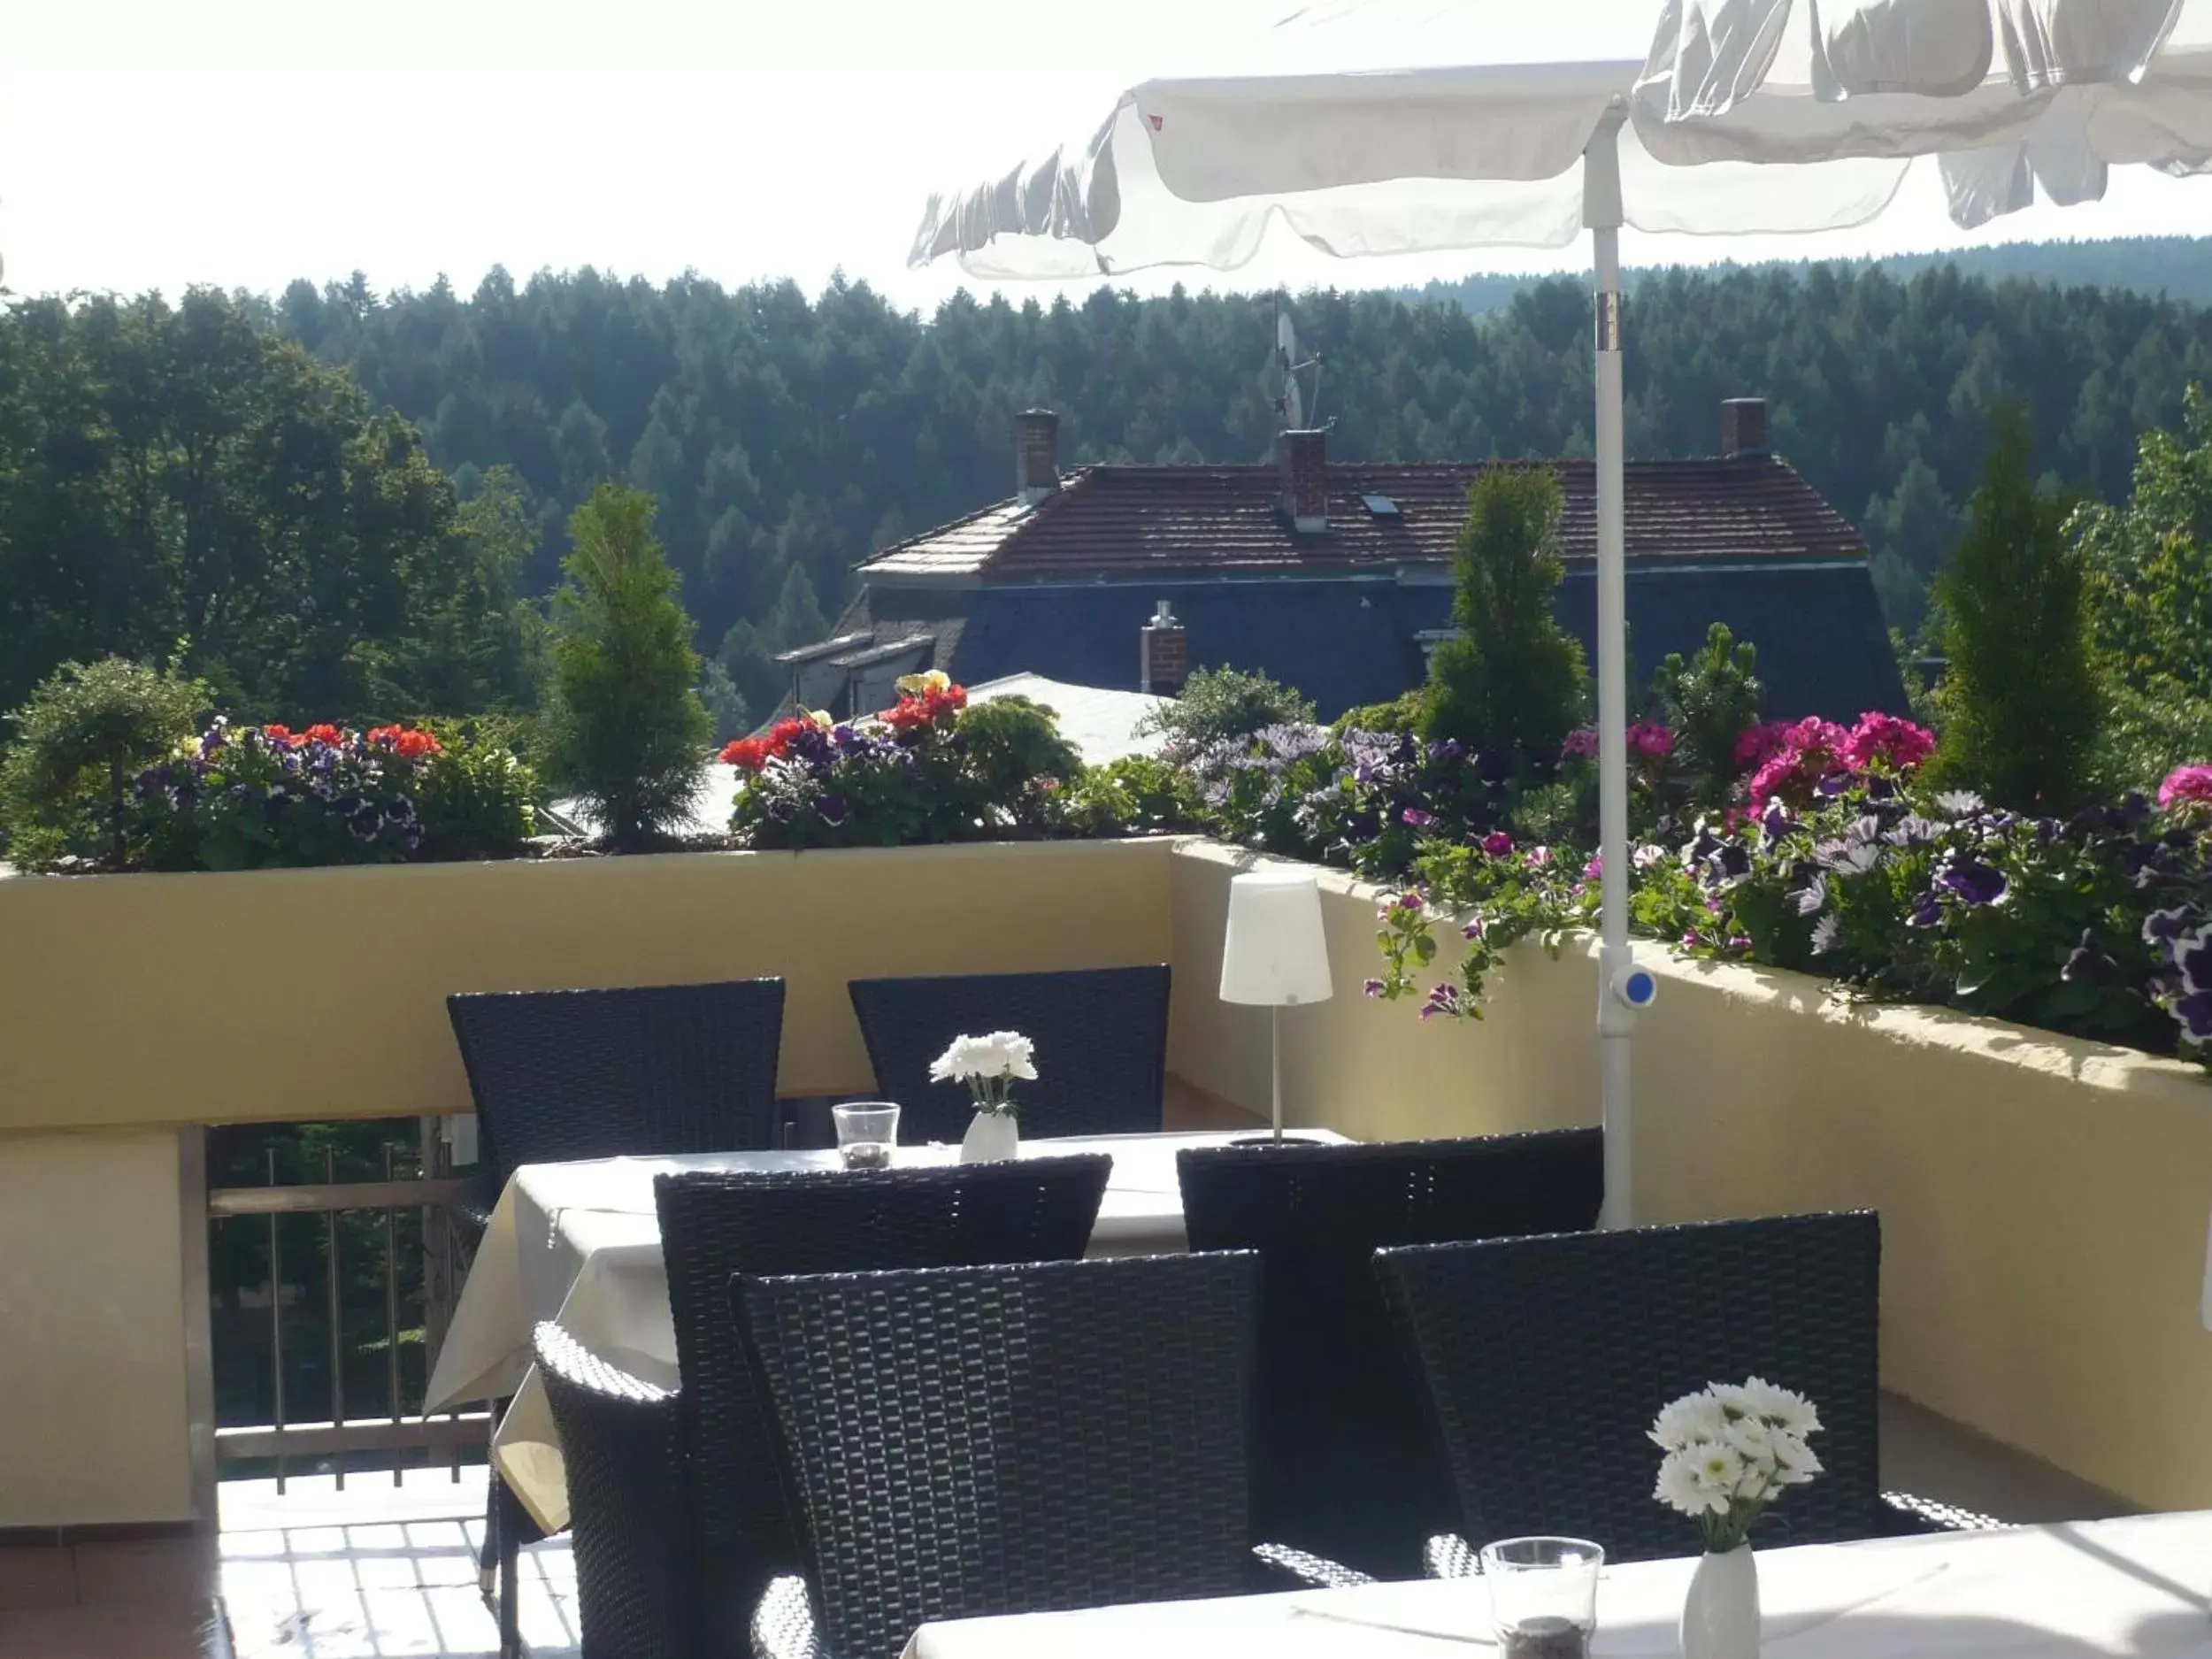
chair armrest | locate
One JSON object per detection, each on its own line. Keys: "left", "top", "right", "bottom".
{"left": 1424, "top": 1532, "right": 1480, "bottom": 1579}
{"left": 1880, "top": 1489, "right": 2008, "bottom": 1535}
{"left": 751, "top": 1573, "right": 828, "bottom": 1659}
{"left": 1251, "top": 1541, "right": 1375, "bottom": 1589}
{"left": 533, "top": 1321, "right": 691, "bottom": 1659}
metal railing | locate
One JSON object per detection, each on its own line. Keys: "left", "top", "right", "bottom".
{"left": 205, "top": 1118, "right": 488, "bottom": 1491}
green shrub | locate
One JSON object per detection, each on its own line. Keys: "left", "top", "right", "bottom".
{"left": 1334, "top": 689, "right": 1431, "bottom": 735}
{"left": 0, "top": 657, "right": 205, "bottom": 870}
{"left": 1931, "top": 405, "right": 2101, "bottom": 811}
{"left": 415, "top": 718, "right": 541, "bottom": 860}
{"left": 1652, "top": 623, "right": 1765, "bottom": 810}
{"left": 1423, "top": 465, "right": 1587, "bottom": 768}
{"left": 1063, "top": 754, "right": 1203, "bottom": 836}
{"left": 955, "top": 696, "right": 1085, "bottom": 823}
{"left": 1136, "top": 665, "right": 1315, "bottom": 753}
{"left": 542, "top": 485, "right": 711, "bottom": 849}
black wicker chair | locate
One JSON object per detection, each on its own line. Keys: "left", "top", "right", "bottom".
{"left": 736, "top": 1253, "right": 1260, "bottom": 1659}
{"left": 447, "top": 979, "right": 788, "bottom": 1212}
{"left": 846, "top": 965, "right": 1171, "bottom": 1144}
{"left": 446, "top": 978, "right": 786, "bottom": 1654}
{"left": 1176, "top": 1129, "right": 1604, "bottom": 1579}
{"left": 1376, "top": 1212, "right": 2003, "bottom": 1574}
{"left": 654, "top": 1158, "right": 1113, "bottom": 1655}
{"left": 534, "top": 1321, "right": 692, "bottom": 1659}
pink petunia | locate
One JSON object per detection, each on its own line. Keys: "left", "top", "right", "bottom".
{"left": 2159, "top": 764, "right": 2212, "bottom": 811}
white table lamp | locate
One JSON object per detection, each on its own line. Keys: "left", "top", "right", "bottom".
{"left": 1218, "top": 868, "right": 1333, "bottom": 1142}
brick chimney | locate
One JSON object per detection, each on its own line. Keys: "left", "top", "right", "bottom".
{"left": 1722, "top": 397, "right": 1769, "bottom": 459}
{"left": 1278, "top": 428, "right": 1328, "bottom": 533}
{"left": 1017, "top": 409, "right": 1059, "bottom": 504}
{"left": 1140, "top": 600, "right": 1188, "bottom": 695}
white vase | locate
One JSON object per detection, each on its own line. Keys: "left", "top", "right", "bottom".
{"left": 1679, "top": 1545, "right": 1759, "bottom": 1659}
{"left": 959, "top": 1109, "right": 1019, "bottom": 1164}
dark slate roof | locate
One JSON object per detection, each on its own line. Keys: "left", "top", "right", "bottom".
{"left": 858, "top": 457, "right": 1866, "bottom": 582}
{"left": 838, "top": 565, "right": 1904, "bottom": 726}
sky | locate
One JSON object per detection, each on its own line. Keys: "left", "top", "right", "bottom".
{"left": 4, "top": 0, "right": 2209, "bottom": 314}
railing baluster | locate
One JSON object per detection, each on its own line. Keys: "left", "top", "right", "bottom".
{"left": 326, "top": 1146, "right": 344, "bottom": 1494}
{"left": 268, "top": 1146, "right": 286, "bottom": 1496}
{"left": 386, "top": 1142, "right": 403, "bottom": 1489}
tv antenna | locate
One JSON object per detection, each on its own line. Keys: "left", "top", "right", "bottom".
{"left": 1272, "top": 294, "right": 1323, "bottom": 429}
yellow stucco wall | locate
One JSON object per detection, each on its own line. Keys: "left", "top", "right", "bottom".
{"left": 0, "top": 1132, "right": 194, "bottom": 1528}
{"left": 1166, "top": 840, "right": 1594, "bottom": 1137}
{"left": 0, "top": 838, "right": 1178, "bottom": 1131}
{"left": 6, "top": 835, "right": 2212, "bottom": 1522}
{"left": 1170, "top": 841, "right": 2212, "bottom": 1515}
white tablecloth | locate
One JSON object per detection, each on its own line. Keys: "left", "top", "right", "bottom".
{"left": 423, "top": 1130, "right": 1340, "bottom": 1532}
{"left": 904, "top": 1512, "right": 2212, "bottom": 1658}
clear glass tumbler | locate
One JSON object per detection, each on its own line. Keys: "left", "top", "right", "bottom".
{"left": 831, "top": 1102, "right": 900, "bottom": 1169}
{"left": 1481, "top": 1536, "right": 1603, "bottom": 1659}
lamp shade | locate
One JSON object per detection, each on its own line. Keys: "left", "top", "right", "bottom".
{"left": 1218, "top": 869, "right": 1333, "bottom": 1007}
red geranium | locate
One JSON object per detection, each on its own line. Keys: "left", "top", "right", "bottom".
{"left": 301, "top": 723, "right": 345, "bottom": 747}
{"left": 721, "top": 736, "right": 772, "bottom": 772}
{"left": 879, "top": 682, "right": 967, "bottom": 733}
{"left": 365, "top": 724, "right": 442, "bottom": 760}
{"left": 264, "top": 723, "right": 299, "bottom": 748}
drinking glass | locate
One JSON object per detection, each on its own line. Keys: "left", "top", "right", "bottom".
{"left": 832, "top": 1102, "right": 900, "bottom": 1169}
{"left": 1480, "top": 1536, "right": 1603, "bottom": 1659}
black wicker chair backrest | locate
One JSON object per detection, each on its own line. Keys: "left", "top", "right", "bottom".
{"left": 533, "top": 1322, "right": 690, "bottom": 1659}
{"left": 1176, "top": 1129, "right": 1604, "bottom": 1578}
{"left": 1378, "top": 1210, "right": 1887, "bottom": 1563}
{"left": 847, "top": 964, "right": 1171, "bottom": 1143}
{"left": 657, "top": 1157, "right": 1112, "bottom": 1647}
{"left": 446, "top": 979, "right": 787, "bottom": 1188}
{"left": 736, "top": 1252, "right": 1260, "bottom": 1659}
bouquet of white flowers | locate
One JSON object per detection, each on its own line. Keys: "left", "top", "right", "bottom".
{"left": 928, "top": 1031, "right": 1037, "bottom": 1116}
{"left": 1650, "top": 1378, "right": 1824, "bottom": 1554}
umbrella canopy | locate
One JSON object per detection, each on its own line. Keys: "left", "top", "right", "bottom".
{"left": 914, "top": 0, "right": 2212, "bottom": 275}
{"left": 906, "top": 0, "right": 2212, "bottom": 1226}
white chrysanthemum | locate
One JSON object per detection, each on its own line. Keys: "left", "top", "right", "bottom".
{"left": 1770, "top": 1431, "right": 1824, "bottom": 1485}
{"left": 930, "top": 1032, "right": 1039, "bottom": 1083}
{"left": 1688, "top": 1439, "right": 1746, "bottom": 1495}
{"left": 1649, "top": 1389, "right": 1728, "bottom": 1451}
{"left": 1655, "top": 1448, "right": 1729, "bottom": 1517}
{"left": 984, "top": 1031, "right": 1038, "bottom": 1080}
{"left": 1722, "top": 1414, "right": 1777, "bottom": 1467}
{"left": 1740, "top": 1377, "right": 1822, "bottom": 1436}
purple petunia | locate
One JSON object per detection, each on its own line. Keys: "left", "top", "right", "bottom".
{"left": 1937, "top": 857, "right": 2008, "bottom": 907}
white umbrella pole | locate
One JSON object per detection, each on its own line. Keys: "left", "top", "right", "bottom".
{"left": 1586, "top": 111, "right": 1637, "bottom": 1231}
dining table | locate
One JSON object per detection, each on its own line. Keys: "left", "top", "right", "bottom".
{"left": 421, "top": 1127, "right": 1344, "bottom": 1533}
{"left": 901, "top": 1510, "right": 2212, "bottom": 1657}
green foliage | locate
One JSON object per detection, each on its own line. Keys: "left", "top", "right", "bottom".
{"left": 697, "top": 659, "right": 751, "bottom": 743}
{"left": 0, "top": 289, "right": 536, "bottom": 720}
{"left": 1423, "top": 466, "right": 1587, "bottom": 766}
{"left": 0, "top": 657, "right": 205, "bottom": 869}
{"left": 542, "top": 486, "right": 711, "bottom": 849}
{"left": 1931, "top": 406, "right": 2102, "bottom": 811}
{"left": 1652, "top": 624, "right": 1765, "bottom": 810}
{"left": 2078, "top": 381, "right": 2212, "bottom": 711}
{"left": 413, "top": 718, "right": 540, "bottom": 861}
{"left": 954, "top": 696, "right": 1084, "bottom": 806}
{"left": 1333, "top": 689, "right": 1431, "bottom": 735}
{"left": 1136, "top": 665, "right": 1316, "bottom": 753}
{"left": 1061, "top": 755, "right": 1202, "bottom": 837}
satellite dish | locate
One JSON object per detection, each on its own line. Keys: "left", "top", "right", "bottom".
{"left": 1272, "top": 295, "right": 1322, "bottom": 429}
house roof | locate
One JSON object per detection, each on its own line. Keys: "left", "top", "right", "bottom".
{"left": 824, "top": 562, "right": 1908, "bottom": 726}
{"left": 857, "top": 457, "right": 1868, "bottom": 584}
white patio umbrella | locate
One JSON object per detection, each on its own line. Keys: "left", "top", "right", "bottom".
{"left": 909, "top": 0, "right": 2212, "bottom": 1226}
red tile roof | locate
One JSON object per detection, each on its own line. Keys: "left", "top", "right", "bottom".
{"left": 858, "top": 457, "right": 1868, "bottom": 584}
